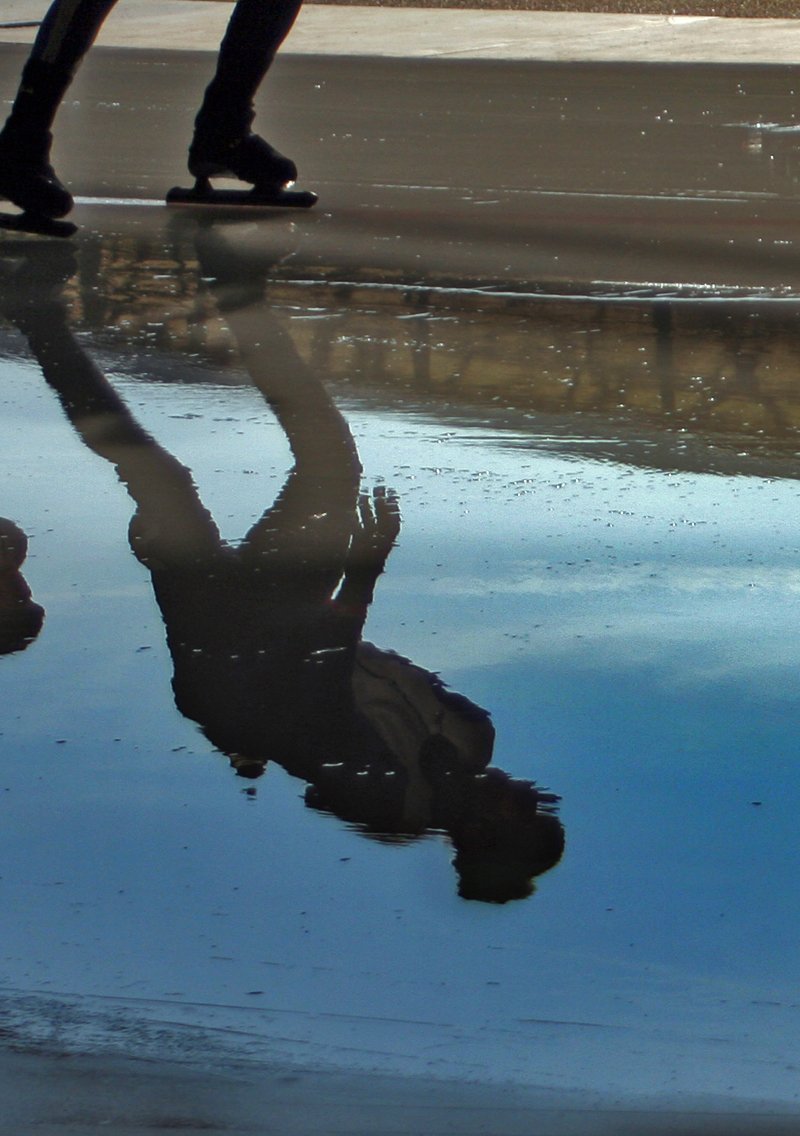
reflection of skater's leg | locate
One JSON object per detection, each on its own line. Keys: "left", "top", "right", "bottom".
{"left": 192, "top": 231, "right": 361, "bottom": 581}
{"left": 4, "top": 293, "right": 221, "bottom": 570}
{"left": 229, "top": 302, "right": 362, "bottom": 588}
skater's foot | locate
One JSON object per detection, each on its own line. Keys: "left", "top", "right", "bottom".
{"left": 188, "top": 131, "right": 298, "bottom": 195}
{"left": 0, "top": 129, "right": 73, "bottom": 220}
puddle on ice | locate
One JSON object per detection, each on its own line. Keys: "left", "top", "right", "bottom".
{"left": 1, "top": 230, "right": 799, "bottom": 1107}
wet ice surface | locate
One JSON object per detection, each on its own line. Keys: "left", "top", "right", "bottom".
{"left": 1, "top": 224, "right": 800, "bottom": 1117}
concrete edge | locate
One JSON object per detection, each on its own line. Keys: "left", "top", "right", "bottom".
{"left": 3, "top": 3, "right": 800, "bottom": 63}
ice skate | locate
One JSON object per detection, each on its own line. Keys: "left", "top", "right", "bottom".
{"left": 0, "top": 130, "right": 76, "bottom": 238}
{"left": 167, "top": 132, "right": 317, "bottom": 210}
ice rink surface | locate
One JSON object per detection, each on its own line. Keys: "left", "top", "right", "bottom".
{"left": 2, "top": 30, "right": 800, "bottom": 1136}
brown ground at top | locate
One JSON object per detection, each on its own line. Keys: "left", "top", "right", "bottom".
{"left": 309, "top": 0, "right": 800, "bottom": 16}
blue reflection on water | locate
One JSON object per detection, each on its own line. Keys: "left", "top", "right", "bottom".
{"left": 2, "top": 289, "right": 800, "bottom": 1101}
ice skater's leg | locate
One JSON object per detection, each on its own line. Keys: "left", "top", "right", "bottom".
{"left": 31, "top": 0, "right": 119, "bottom": 67}
{"left": 0, "top": 0, "right": 119, "bottom": 216}
{"left": 189, "top": 0, "right": 305, "bottom": 192}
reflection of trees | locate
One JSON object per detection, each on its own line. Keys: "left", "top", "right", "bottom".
{"left": 58, "top": 235, "right": 800, "bottom": 452}
{"left": 0, "top": 233, "right": 563, "bottom": 904}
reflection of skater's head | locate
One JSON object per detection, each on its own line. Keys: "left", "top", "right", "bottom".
{"left": 446, "top": 769, "right": 564, "bottom": 903}
{"left": 309, "top": 650, "right": 564, "bottom": 903}
{"left": 0, "top": 519, "right": 44, "bottom": 656}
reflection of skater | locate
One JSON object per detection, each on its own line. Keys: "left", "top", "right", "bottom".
{"left": 0, "top": 232, "right": 564, "bottom": 902}
{"left": 0, "top": 0, "right": 310, "bottom": 223}
{"left": 0, "top": 519, "right": 44, "bottom": 656}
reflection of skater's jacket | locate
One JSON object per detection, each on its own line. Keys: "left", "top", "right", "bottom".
{"left": 131, "top": 477, "right": 387, "bottom": 783}
{"left": 160, "top": 560, "right": 363, "bottom": 779}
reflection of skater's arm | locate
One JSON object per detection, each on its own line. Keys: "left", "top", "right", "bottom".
{"left": 335, "top": 487, "right": 401, "bottom": 619}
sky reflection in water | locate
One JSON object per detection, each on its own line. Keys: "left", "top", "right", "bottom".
{"left": 0, "top": 230, "right": 799, "bottom": 1101}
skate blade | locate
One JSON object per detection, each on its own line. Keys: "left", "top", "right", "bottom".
{"left": 166, "top": 186, "right": 318, "bottom": 210}
{"left": 0, "top": 210, "right": 77, "bottom": 239}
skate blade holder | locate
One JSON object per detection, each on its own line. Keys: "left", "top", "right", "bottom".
{"left": 0, "top": 209, "right": 77, "bottom": 239}
{"left": 166, "top": 176, "right": 317, "bottom": 211}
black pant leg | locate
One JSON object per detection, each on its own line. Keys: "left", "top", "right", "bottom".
{"left": 196, "top": 0, "right": 304, "bottom": 135}
{"left": 32, "top": 0, "right": 119, "bottom": 73}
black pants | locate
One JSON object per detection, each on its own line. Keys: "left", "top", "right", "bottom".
{"left": 29, "top": 0, "right": 304, "bottom": 122}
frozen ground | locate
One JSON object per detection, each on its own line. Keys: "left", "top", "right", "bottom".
{"left": 3, "top": 35, "right": 800, "bottom": 1136}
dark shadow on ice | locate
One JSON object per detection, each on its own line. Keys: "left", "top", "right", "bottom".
{"left": 0, "top": 232, "right": 563, "bottom": 904}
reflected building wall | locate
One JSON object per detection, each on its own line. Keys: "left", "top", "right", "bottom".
{"left": 53, "top": 236, "right": 800, "bottom": 460}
